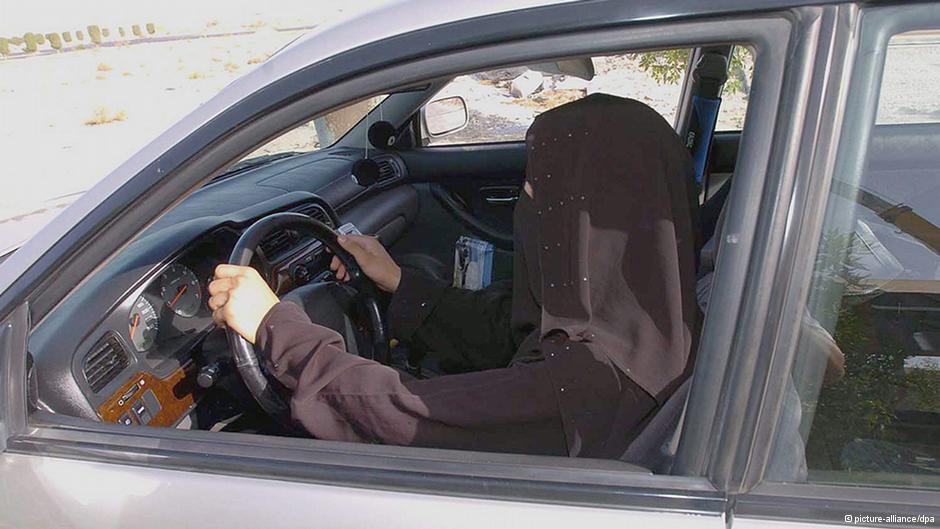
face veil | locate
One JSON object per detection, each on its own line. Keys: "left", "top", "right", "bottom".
{"left": 509, "top": 93, "right": 699, "bottom": 403}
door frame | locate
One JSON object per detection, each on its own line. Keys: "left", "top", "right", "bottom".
{"left": 671, "top": 2, "right": 837, "bottom": 482}
{"left": 1, "top": 0, "right": 803, "bottom": 516}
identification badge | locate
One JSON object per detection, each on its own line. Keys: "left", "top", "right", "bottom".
{"left": 453, "top": 236, "right": 494, "bottom": 290}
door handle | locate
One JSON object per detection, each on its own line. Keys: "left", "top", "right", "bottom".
{"left": 430, "top": 184, "right": 514, "bottom": 249}
{"left": 484, "top": 196, "right": 518, "bottom": 204}
{"left": 481, "top": 186, "right": 520, "bottom": 205}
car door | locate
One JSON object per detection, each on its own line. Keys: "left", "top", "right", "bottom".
{"left": 0, "top": 2, "right": 815, "bottom": 528}
{"left": 392, "top": 141, "right": 526, "bottom": 281}
{"left": 724, "top": 3, "right": 940, "bottom": 527}
{"left": 402, "top": 141, "right": 525, "bottom": 250}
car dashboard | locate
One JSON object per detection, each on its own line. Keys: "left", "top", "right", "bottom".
{"left": 76, "top": 229, "right": 236, "bottom": 427}
{"left": 27, "top": 148, "right": 417, "bottom": 428}
{"left": 73, "top": 200, "right": 343, "bottom": 428}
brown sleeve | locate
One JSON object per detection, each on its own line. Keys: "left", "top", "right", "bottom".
{"left": 385, "top": 267, "right": 451, "bottom": 341}
{"left": 256, "top": 302, "right": 566, "bottom": 454}
{"left": 387, "top": 267, "right": 517, "bottom": 371}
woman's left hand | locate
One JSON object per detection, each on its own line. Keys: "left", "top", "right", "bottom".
{"left": 208, "top": 264, "right": 280, "bottom": 344}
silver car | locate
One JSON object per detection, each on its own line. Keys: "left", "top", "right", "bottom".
{"left": 2, "top": 0, "right": 939, "bottom": 527}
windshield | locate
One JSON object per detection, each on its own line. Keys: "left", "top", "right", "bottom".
{"left": 237, "top": 95, "right": 387, "bottom": 163}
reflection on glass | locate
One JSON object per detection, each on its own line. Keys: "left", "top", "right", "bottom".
{"left": 782, "top": 31, "right": 940, "bottom": 489}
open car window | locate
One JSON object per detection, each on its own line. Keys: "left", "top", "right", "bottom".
{"left": 714, "top": 46, "right": 754, "bottom": 131}
{"left": 423, "top": 49, "right": 694, "bottom": 146}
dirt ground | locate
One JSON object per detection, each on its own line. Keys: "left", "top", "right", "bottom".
{"left": 0, "top": 0, "right": 386, "bottom": 252}
{"left": 0, "top": 30, "right": 304, "bottom": 220}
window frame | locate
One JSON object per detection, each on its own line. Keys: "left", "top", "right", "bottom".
{"left": 3, "top": 3, "right": 793, "bottom": 511}
{"left": 732, "top": 2, "right": 940, "bottom": 525}
{"left": 241, "top": 94, "right": 391, "bottom": 161}
{"left": 712, "top": 45, "right": 757, "bottom": 134}
{"left": 672, "top": 2, "right": 835, "bottom": 482}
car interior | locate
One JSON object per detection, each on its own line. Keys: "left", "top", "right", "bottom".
{"left": 22, "top": 37, "right": 940, "bottom": 481}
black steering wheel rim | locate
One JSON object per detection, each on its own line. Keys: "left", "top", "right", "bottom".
{"left": 227, "top": 212, "right": 388, "bottom": 425}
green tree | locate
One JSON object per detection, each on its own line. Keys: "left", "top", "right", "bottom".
{"left": 635, "top": 46, "right": 754, "bottom": 94}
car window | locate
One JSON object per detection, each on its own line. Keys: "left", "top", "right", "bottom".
{"left": 423, "top": 49, "right": 693, "bottom": 146}
{"left": 876, "top": 31, "right": 940, "bottom": 125}
{"left": 715, "top": 46, "right": 754, "bottom": 131}
{"left": 777, "top": 30, "right": 940, "bottom": 489}
{"left": 241, "top": 95, "right": 387, "bottom": 159}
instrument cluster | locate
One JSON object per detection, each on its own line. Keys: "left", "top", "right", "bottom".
{"left": 75, "top": 215, "right": 336, "bottom": 424}
{"left": 115, "top": 229, "right": 240, "bottom": 374}
{"left": 128, "top": 262, "right": 210, "bottom": 365}
{"left": 127, "top": 263, "right": 205, "bottom": 354}
{"left": 71, "top": 227, "right": 245, "bottom": 416}
{"left": 76, "top": 203, "right": 336, "bottom": 407}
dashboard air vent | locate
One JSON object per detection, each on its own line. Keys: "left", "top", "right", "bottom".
{"left": 376, "top": 158, "right": 400, "bottom": 183}
{"left": 292, "top": 202, "right": 333, "bottom": 228}
{"left": 259, "top": 228, "right": 301, "bottom": 258}
{"left": 259, "top": 203, "right": 334, "bottom": 259}
{"left": 83, "top": 334, "right": 130, "bottom": 393}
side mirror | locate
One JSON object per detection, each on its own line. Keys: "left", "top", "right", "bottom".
{"left": 422, "top": 95, "right": 469, "bottom": 137}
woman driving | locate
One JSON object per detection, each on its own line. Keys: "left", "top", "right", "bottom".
{"left": 208, "top": 94, "right": 699, "bottom": 458}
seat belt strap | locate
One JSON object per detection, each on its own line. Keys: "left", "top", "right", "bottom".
{"left": 684, "top": 52, "right": 728, "bottom": 190}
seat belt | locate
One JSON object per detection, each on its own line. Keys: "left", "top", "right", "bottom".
{"left": 684, "top": 51, "right": 728, "bottom": 196}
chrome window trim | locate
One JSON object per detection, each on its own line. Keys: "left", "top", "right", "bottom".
{"left": 735, "top": 481, "right": 940, "bottom": 525}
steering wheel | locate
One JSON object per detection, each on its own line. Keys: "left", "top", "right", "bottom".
{"left": 227, "top": 212, "right": 388, "bottom": 426}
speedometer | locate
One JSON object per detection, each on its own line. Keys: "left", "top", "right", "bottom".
{"left": 159, "top": 264, "right": 202, "bottom": 317}
{"left": 128, "top": 296, "right": 159, "bottom": 351}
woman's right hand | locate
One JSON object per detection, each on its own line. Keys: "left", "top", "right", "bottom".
{"left": 330, "top": 234, "right": 402, "bottom": 293}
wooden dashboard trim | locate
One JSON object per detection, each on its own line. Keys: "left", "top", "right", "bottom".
{"left": 97, "top": 362, "right": 196, "bottom": 427}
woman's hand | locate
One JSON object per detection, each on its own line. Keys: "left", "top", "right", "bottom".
{"left": 330, "top": 234, "right": 402, "bottom": 293}
{"left": 208, "top": 264, "right": 280, "bottom": 344}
